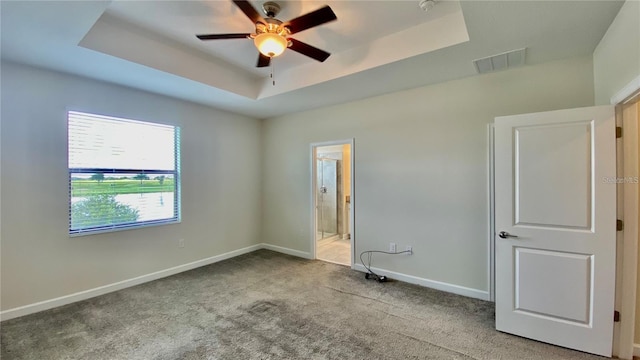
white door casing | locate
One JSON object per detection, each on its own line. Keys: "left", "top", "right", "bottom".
{"left": 495, "top": 105, "right": 616, "bottom": 357}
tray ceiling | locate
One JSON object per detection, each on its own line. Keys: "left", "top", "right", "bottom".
{"left": 0, "top": 1, "right": 625, "bottom": 118}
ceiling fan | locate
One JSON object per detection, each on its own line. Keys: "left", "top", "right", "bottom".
{"left": 196, "top": 0, "right": 337, "bottom": 68}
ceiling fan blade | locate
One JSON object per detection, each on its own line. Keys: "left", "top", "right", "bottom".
{"left": 196, "top": 33, "right": 251, "bottom": 40}
{"left": 232, "top": 0, "right": 264, "bottom": 25}
{"left": 288, "top": 38, "right": 330, "bottom": 62}
{"left": 284, "top": 6, "right": 337, "bottom": 35}
{"left": 257, "top": 53, "right": 271, "bottom": 67}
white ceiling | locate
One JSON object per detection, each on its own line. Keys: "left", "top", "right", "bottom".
{"left": 0, "top": 1, "right": 624, "bottom": 119}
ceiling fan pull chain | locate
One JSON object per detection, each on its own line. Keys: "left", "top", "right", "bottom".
{"left": 271, "top": 61, "right": 276, "bottom": 86}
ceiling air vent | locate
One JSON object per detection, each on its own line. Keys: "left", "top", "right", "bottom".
{"left": 473, "top": 48, "right": 526, "bottom": 74}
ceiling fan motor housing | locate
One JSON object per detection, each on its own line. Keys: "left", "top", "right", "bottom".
{"left": 262, "top": 2, "right": 281, "bottom": 18}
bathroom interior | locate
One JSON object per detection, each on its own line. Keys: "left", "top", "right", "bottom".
{"left": 315, "top": 144, "right": 351, "bottom": 266}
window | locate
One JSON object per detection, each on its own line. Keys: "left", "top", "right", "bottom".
{"left": 68, "top": 111, "right": 180, "bottom": 235}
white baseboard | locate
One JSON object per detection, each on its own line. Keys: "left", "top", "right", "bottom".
{"left": 260, "top": 243, "right": 313, "bottom": 259}
{"left": 0, "top": 244, "right": 262, "bottom": 321}
{"left": 1, "top": 243, "right": 487, "bottom": 322}
{"left": 353, "top": 263, "right": 490, "bottom": 301}
{"left": 634, "top": 343, "right": 640, "bottom": 357}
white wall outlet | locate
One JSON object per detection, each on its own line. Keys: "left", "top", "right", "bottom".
{"left": 406, "top": 245, "right": 413, "bottom": 255}
{"left": 390, "top": 242, "right": 397, "bottom": 253}
{"left": 178, "top": 239, "right": 185, "bottom": 248}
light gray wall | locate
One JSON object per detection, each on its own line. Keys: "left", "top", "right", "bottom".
{"left": 261, "top": 56, "right": 595, "bottom": 292}
{"left": 593, "top": 0, "right": 640, "bottom": 104}
{"left": 0, "top": 62, "right": 262, "bottom": 310}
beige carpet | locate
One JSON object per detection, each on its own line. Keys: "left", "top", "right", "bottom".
{"left": 1, "top": 250, "right": 605, "bottom": 359}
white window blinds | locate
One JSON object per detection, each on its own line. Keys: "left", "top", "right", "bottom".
{"left": 68, "top": 111, "right": 180, "bottom": 235}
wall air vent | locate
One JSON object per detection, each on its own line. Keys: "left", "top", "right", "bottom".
{"left": 473, "top": 48, "right": 526, "bottom": 74}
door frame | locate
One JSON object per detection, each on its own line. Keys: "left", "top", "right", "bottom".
{"left": 611, "top": 77, "right": 640, "bottom": 359}
{"left": 310, "top": 139, "right": 355, "bottom": 267}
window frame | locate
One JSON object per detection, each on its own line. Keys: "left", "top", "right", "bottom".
{"left": 68, "top": 111, "right": 181, "bottom": 236}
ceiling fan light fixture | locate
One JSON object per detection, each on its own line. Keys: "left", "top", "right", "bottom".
{"left": 254, "top": 33, "right": 288, "bottom": 58}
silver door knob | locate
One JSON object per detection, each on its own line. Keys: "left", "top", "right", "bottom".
{"left": 498, "top": 231, "right": 518, "bottom": 239}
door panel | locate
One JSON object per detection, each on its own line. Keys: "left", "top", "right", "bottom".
{"left": 495, "top": 105, "right": 616, "bottom": 357}
{"left": 515, "top": 248, "right": 591, "bottom": 324}
{"left": 515, "top": 122, "right": 592, "bottom": 229}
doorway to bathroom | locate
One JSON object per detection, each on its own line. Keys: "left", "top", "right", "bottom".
{"left": 311, "top": 140, "right": 354, "bottom": 267}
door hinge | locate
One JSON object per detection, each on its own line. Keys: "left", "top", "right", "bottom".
{"left": 614, "top": 310, "right": 620, "bottom": 322}
{"left": 617, "top": 219, "right": 624, "bottom": 231}
{"left": 616, "top": 126, "right": 622, "bottom": 138}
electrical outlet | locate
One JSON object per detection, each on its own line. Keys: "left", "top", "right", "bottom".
{"left": 389, "top": 242, "right": 397, "bottom": 253}
{"left": 178, "top": 239, "right": 185, "bottom": 248}
{"left": 406, "top": 246, "right": 413, "bottom": 255}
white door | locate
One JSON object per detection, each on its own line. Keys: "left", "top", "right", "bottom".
{"left": 494, "top": 105, "right": 616, "bottom": 357}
